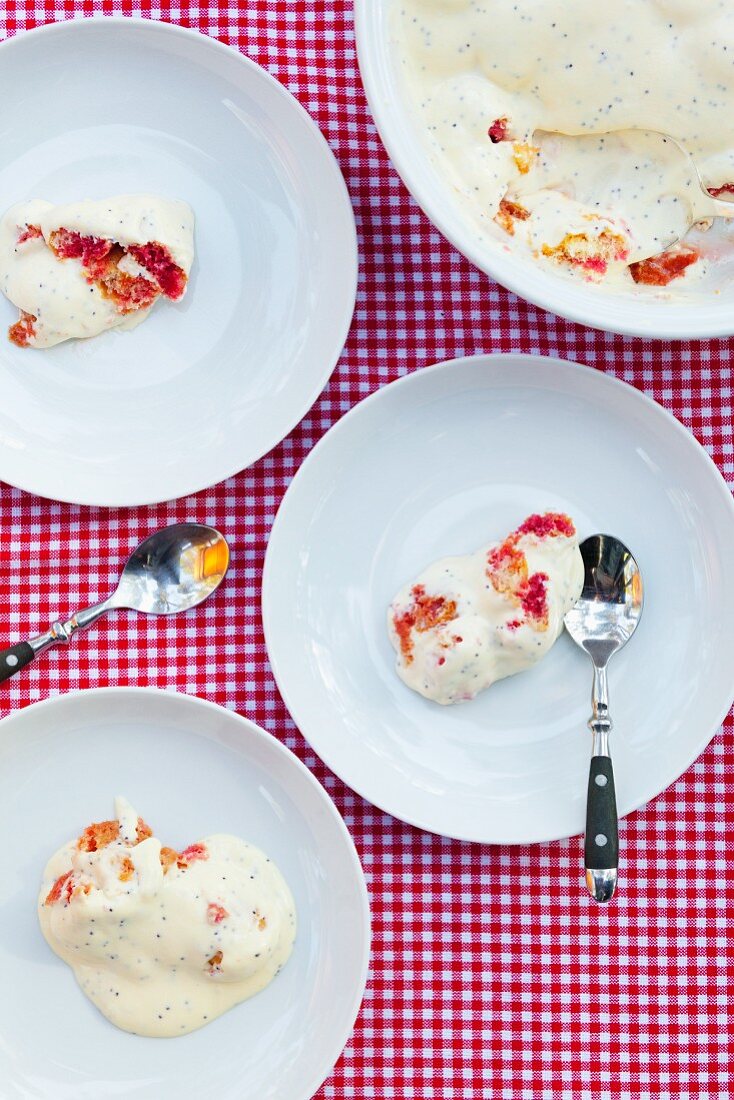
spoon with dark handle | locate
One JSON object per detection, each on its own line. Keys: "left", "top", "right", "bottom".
{"left": 563, "top": 534, "right": 644, "bottom": 903}
{"left": 0, "top": 523, "right": 229, "bottom": 683}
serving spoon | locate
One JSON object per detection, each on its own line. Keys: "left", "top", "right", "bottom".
{"left": 564, "top": 534, "right": 643, "bottom": 904}
{"left": 652, "top": 134, "right": 734, "bottom": 222}
{"left": 0, "top": 523, "right": 229, "bottom": 683}
{"left": 533, "top": 127, "right": 734, "bottom": 255}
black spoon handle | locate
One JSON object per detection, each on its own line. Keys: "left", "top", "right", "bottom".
{"left": 0, "top": 641, "right": 36, "bottom": 683}
{"left": 0, "top": 603, "right": 115, "bottom": 686}
{"left": 584, "top": 754, "right": 618, "bottom": 903}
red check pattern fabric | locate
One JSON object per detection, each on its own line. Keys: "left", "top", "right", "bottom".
{"left": 0, "top": 4, "right": 732, "bottom": 1099}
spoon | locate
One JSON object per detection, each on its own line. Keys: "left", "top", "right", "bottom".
{"left": 653, "top": 133, "right": 734, "bottom": 222}
{"left": 563, "top": 534, "right": 643, "bottom": 904}
{"left": 0, "top": 523, "right": 229, "bottom": 683}
{"left": 534, "top": 127, "right": 734, "bottom": 255}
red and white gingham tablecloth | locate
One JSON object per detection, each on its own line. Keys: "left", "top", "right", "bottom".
{"left": 0, "top": 3, "right": 731, "bottom": 1098}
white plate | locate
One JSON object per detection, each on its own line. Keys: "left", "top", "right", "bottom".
{"left": 0, "top": 19, "right": 357, "bottom": 505}
{"left": 354, "top": 1, "right": 734, "bottom": 340}
{"left": 0, "top": 689, "right": 370, "bottom": 1100}
{"left": 262, "top": 353, "right": 734, "bottom": 843}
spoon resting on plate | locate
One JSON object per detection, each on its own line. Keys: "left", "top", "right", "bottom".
{"left": 0, "top": 523, "right": 229, "bottom": 683}
{"left": 564, "top": 534, "right": 643, "bottom": 903}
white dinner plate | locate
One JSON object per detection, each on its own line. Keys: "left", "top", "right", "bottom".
{"left": 0, "top": 19, "right": 357, "bottom": 506}
{"left": 0, "top": 689, "right": 370, "bottom": 1100}
{"left": 262, "top": 353, "right": 734, "bottom": 844}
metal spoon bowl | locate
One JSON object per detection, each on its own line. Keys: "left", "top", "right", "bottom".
{"left": 536, "top": 127, "right": 734, "bottom": 256}
{"left": 652, "top": 132, "right": 734, "bottom": 222}
{"left": 0, "top": 523, "right": 229, "bottom": 683}
{"left": 564, "top": 534, "right": 644, "bottom": 903}
{"left": 113, "top": 524, "right": 230, "bottom": 615}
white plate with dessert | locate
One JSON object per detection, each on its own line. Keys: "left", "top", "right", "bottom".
{"left": 0, "top": 19, "right": 357, "bottom": 505}
{"left": 262, "top": 353, "right": 734, "bottom": 843}
{"left": 355, "top": 0, "right": 734, "bottom": 338}
{"left": 0, "top": 689, "right": 370, "bottom": 1100}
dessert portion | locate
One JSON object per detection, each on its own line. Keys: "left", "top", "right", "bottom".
{"left": 388, "top": 512, "right": 584, "bottom": 705}
{"left": 38, "top": 797, "right": 296, "bottom": 1037}
{"left": 396, "top": 1, "right": 734, "bottom": 289}
{"left": 0, "top": 195, "right": 194, "bottom": 347}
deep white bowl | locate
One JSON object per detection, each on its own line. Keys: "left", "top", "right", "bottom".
{"left": 354, "top": 1, "right": 734, "bottom": 340}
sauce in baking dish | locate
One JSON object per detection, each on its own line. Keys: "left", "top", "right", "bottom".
{"left": 395, "top": 0, "right": 734, "bottom": 287}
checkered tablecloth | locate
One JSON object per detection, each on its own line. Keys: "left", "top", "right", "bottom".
{"left": 0, "top": 3, "right": 732, "bottom": 1098}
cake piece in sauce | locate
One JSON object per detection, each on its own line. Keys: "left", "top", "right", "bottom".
{"left": 0, "top": 195, "right": 194, "bottom": 348}
{"left": 38, "top": 796, "right": 295, "bottom": 1037}
{"left": 388, "top": 512, "right": 584, "bottom": 705}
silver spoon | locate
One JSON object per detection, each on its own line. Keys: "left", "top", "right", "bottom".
{"left": 0, "top": 523, "right": 229, "bottom": 683}
{"left": 649, "top": 133, "right": 734, "bottom": 222}
{"left": 564, "top": 534, "right": 644, "bottom": 904}
{"left": 536, "top": 128, "right": 734, "bottom": 254}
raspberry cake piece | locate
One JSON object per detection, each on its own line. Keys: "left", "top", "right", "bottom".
{"left": 0, "top": 195, "right": 194, "bottom": 348}
{"left": 42, "top": 195, "right": 193, "bottom": 310}
{"left": 388, "top": 511, "right": 584, "bottom": 705}
{"left": 629, "top": 245, "right": 700, "bottom": 286}
{"left": 541, "top": 226, "right": 630, "bottom": 277}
